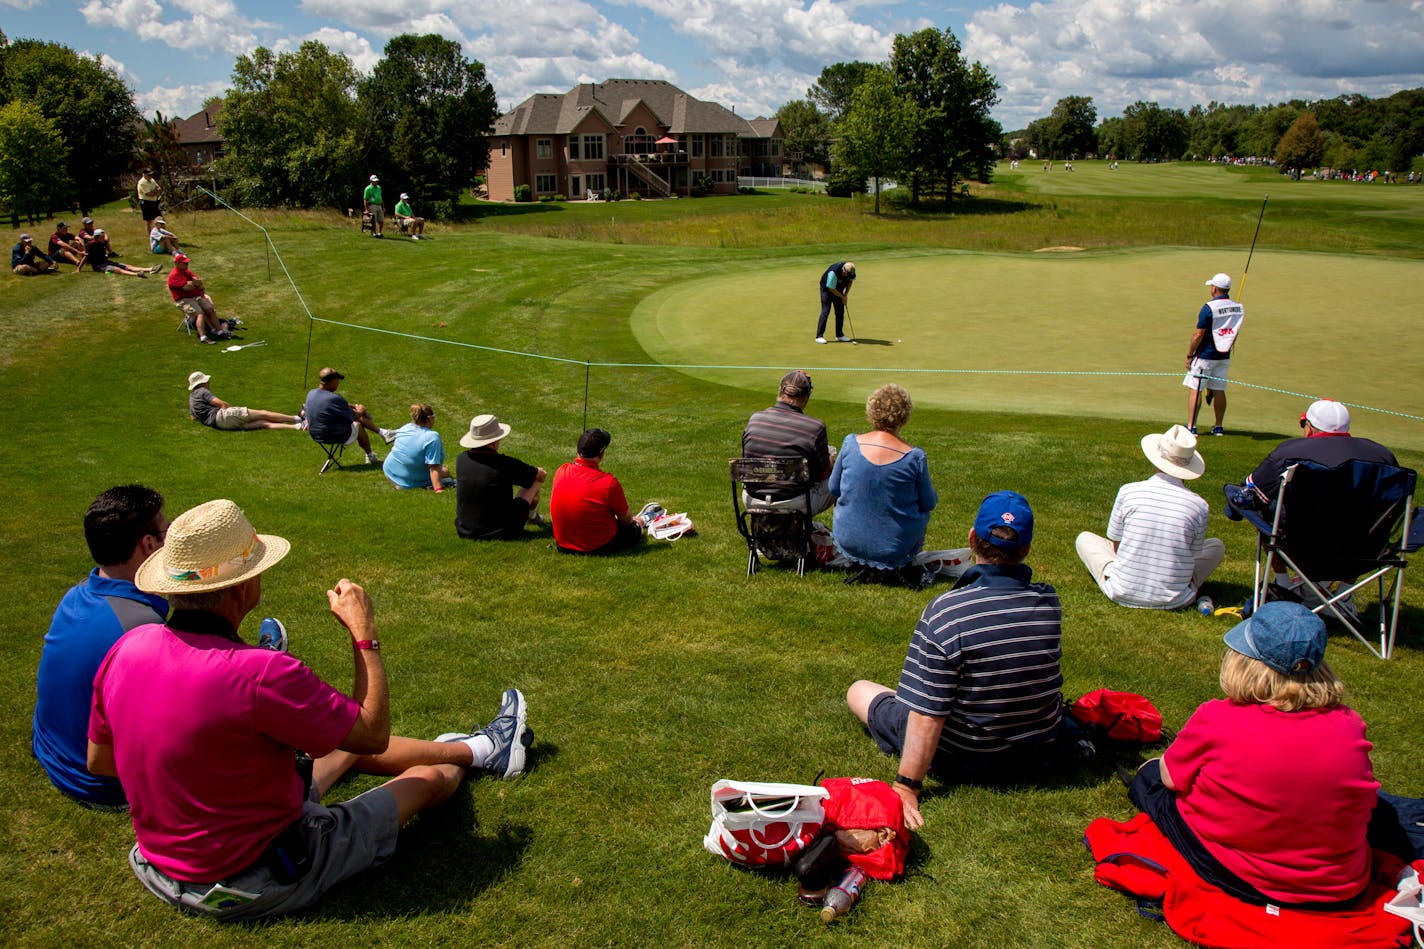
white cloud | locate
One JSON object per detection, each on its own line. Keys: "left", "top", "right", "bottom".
{"left": 692, "top": 62, "right": 821, "bottom": 117}
{"left": 966, "top": 0, "right": 1424, "bottom": 129}
{"left": 273, "top": 28, "right": 382, "bottom": 73}
{"left": 135, "top": 79, "right": 228, "bottom": 119}
{"left": 0, "top": 0, "right": 44, "bottom": 9}
{"left": 79, "top": 0, "right": 269, "bottom": 57}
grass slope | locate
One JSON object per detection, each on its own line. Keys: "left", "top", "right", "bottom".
{"left": 2, "top": 171, "right": 1422, "bottom": 947}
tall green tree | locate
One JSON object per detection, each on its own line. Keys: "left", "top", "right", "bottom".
{"left": 137, "top": 112, "right": 186, "bottom": 200}
{"left": 220, "top": 42, "right": 361, "bottom": 208}
{"left": 808, "top": 61, "right": 877, "bottom": 120}
{"left": 0, "top": 100, "right": 70, "bottom": 224}
{"left": 356, "top": 34, "right": 497, "bottom": 215}
{"left": 1275, "top": 112, "right": 1325, "bottom": 169}
{"left": 1046, "top": 95, "right": 1097, "bottom": 158}
{"left": 833, "top": 67, "right": 915, "bottom": 213}
{"left": 889, "top": 27, "right": 1001, "bottom": 205}
{"left": 774, "top": 99, "right": 830, "bottom": 172}
{"left": 0, "top": 39, "right": 138, "bottom": 211}
{"left": 1119, "top": 100, "right": 1189, "bottom": 160}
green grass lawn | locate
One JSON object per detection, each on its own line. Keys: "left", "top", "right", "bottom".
{"left": 2, "top": 167, "right": 1422, "bottom": 947}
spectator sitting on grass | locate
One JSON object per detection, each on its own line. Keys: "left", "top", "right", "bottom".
{"left": 845, "top": 491, "right": 1068, "bottom": 829}
{"left": 303, "top": 367, "right": 396, "bottom": 466}
{"left": 187, "top": 371, "right": 304, "bottom": 432}
{"left": 48, "top": 222, "right": 86, "bottom": 268}
{"left": 454, "top": 414, "right": 548, "bottom": 540}
{"left": 79, "top": 232, "right": 160, "bottom": 279}
{"left": 87, "top": 498, "right": 534, "bottom": 921}
{"left": 168, "top": 253, "right": 234, "bottom": 344}
{"left": 394, "top": 193, "right": 425, "bottom": 239}
{"left": 550, "top": 428, "right": 659, "bottom": 555}
{"left": 12, "top": 234, "right": 57, "bottom": 275}
{"left": 149, "top": 217, "right": 180, "bottom": 255}
{"left": 79, "top": 217, "right": 120, "bottom": 256}
{"left": 383, "top": 403, "right": 452, "bottom": 491}
{"left": 32, "top": 485, "right": 168, "bottom": 809}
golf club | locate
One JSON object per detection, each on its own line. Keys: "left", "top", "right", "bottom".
{"left": 844, "top": 302, "right": 857, "bottom": 344}
{"left": 1236, "top": 194, "right": 1268, "bottom": 302}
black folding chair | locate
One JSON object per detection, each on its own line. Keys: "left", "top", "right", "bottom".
{"left": 730, "top": 457, "right": 815, "bottom": 577}
{"left": 316, "top": 440, "right": 346, "bottom": 474}
{"left": 1226, "top": 459, "right": 1416, "bottom": 659}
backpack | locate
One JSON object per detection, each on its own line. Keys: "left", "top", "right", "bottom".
{"left": 820, "top": 777, "right": 909, "bottom": 881}
{"left": 1067, "top": 689, "right": 1164, "bottom": 745}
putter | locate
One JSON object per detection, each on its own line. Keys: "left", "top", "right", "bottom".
{"left": 844, "top": 302, "right": 857, "bottom": 344}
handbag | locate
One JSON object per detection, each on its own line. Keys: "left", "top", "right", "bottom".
{"left": 703, "top": 780, "right": 828, "bottom": 867}
{"left": 649, "top": 512, "right": 695, "bottom": 541}
{"left": 1067, "top": 689, "right": 1164, "bottom": 744}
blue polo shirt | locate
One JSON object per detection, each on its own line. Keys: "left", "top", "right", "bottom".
{"left": 303, "top": 387, "right": 355, "bottom": 444}
{"left": 32, "top": 569, "right": 167, "bottom": 805}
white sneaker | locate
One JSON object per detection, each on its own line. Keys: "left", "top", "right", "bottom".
{"left": 814, "top": 337, "right": 827, "bottom": 344}
{"left": 380, "top": 428, "right": 397, "bottom": 444}
{"left": 837, "top": 335, "right": 851, "bottom": 342}
{"left": 366, "top": 451, "right": 381, "bottom": 464}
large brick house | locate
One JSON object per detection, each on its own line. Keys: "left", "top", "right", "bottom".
{"left": 487, "top": 79, "right": 782, "bottom": 201}
{"left": 172, "top": 102, "right": 224, "bottom": 168}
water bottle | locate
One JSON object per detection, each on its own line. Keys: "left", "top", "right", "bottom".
{"left": 1196, "top": 595, "right": 1214, "bottom": 616}
{"left": 820, "top": 866, "right": 868, "bottom": 922}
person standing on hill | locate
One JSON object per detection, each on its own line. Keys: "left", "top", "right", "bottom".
{"left": 815, "top": 261, "right": 855, "bottom": 344}
{"left": 136, "top": 169, "right": 163, "bottom": 237}
{"left": 1184, "top": 273, "right": 1243, "bottom": 436}
{"left": 363, "top": 175, "right": 384, "bottom": 238}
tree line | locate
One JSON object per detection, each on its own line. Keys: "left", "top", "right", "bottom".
{"left": 1012, "top": 90, "right": 1424, "bottom": 173}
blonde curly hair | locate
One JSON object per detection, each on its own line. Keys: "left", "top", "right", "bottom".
{"left": 1219, "top": 648, "right": 1345, "bottom": 712}
{"left": 866, "top": 384, "right": 913, "bottom": 433}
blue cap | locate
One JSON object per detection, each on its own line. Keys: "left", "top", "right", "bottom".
{"left": 1224, "top": 601, "right": 1326, "bottom": 675}
{"left": 974, "top": 490, "right": 1034, "bottom": 552}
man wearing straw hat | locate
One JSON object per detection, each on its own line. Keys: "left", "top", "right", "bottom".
{"left": 1075, "top": 424, "right": 1224, "bottom": 609}
{"left": 454, "top": 413, "right": 548, "bottom": 540}
{"left": 87, "top": 499, "right": 533, "bottom": 920}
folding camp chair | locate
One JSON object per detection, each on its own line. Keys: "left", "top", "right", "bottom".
{"left": 731, "top": 457, "right": 815, "bottom": 577}
{"left": 1226, "top": 459, "right": 1416, "bottom": 659}
{"left": 315, "top": 439, "right": 346, "bottom": 474}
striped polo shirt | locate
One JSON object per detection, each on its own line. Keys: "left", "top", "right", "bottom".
{"left": 897, "top": 563, "right": 1063, "bottom": 755}
{"left": 741, "top": 401, "right": 830, "bottom": 501}
{"left": 1104, "top": 472, "right": 1210, "bottom": 609}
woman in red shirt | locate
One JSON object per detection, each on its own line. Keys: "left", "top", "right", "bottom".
{"left": 1131, "top": 601, "right": 1379, "bottom": 905}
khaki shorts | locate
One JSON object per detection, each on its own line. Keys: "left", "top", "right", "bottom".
{"left": 212, "top": 406, "right": 251, "bottom": 430}
{"left": 177, "top": 296, "right": 216, "bottom": 320}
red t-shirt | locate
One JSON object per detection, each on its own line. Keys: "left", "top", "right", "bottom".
{"left": 167, "top": 266, "right": 201, "bottom": 300}
{"left": 550, "top": 457, "right": 628, "bottom": 552}
{"left": 1164, "top": 698, "right": 1378, "bottom": 902}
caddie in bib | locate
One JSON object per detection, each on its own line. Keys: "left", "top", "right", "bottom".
{"left": 1183, "top": 272, "right": 1243, "bottom": 437}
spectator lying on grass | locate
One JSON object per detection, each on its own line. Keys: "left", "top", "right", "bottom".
{"left": 187, "top": 371, "right": 304, "bottom": 431}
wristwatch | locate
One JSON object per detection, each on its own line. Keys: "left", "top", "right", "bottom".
{"left": 354, "top": 638, "right": 380, "bottom": 652}
{"left": 894, "top": 773, "right": 923, "bottom": 792}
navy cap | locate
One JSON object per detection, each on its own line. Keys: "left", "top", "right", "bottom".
{"left": 974, "top": 490, "right": 1034, "bottom": 552}
{"left": 1224, "top": 601, "right": 1326, "bottom": 675}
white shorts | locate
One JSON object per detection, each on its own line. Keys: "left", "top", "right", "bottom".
{"left": 1183, "top": 357, "right": 1229, "bottom": 391}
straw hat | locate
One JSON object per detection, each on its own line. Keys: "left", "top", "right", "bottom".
{"left": 188, "top": 371, "right": 211, "bottom": 391}
{"left": 136, "top": 499, "right": 290, "bottom": 595}
{"left": 461, "top": 413, "right": 512, "bottom": 449}
{"left": 1140, "top": 424, "right": 1205, "bottom": 480}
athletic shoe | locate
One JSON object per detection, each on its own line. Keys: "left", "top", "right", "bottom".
{"left": 366, "top": 451, "right": 381, "bottom": 464}
{"left": 258, "top": 617, "right": 288, "bottom": 652}
{"left": 527, "top": 510, "right": 547, "bottom": 527}
{"left": 814, "top": 337, "right": 827, "bottom": 344}
{"left": 1188, "top": 426, "right": 1197, "bottom": 435}
{"left": 837, "top": 335, "right": 851, "bottom": 342}
{"left": 637, "top": 501, "right": 665, "bottom": 523}
{"left": 296, "top": 417, "right": 308, "bottom": 431}
{"left": 137, "top": 270, "right": 148, "bottom": 278}
{"left": 480, "top": 688, "right": 531, "bottom": 779}
{"left": 380, "top": 427, "right": 397, "bottom": 444}
{"left": 148, "top": 264, "right": 162, "bottom": 273}
{"left": 1211, "top": 426, "right": 1225, "bottom": 436}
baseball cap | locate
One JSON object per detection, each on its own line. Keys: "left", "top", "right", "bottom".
{"left": 369, "top": 174, "right": 379, "bottom": 182}
{"left": 19, "top": 233, "right": 31, "bottom": 242}
{"left": 173, "top": 252, "right": 190, "bottom": 263}
{"left": 779, "top": 370, "right": 813, "bottom": 399}
{"left": 1302, "top": 399, "right": 1350, "bottom": 433}
{"left": 1224, "top": 600, "right": 1326, "bottom": 675}
{"left": 974, "top": 490, "right": 1034, "bottom": 552}
{"left": 1206, "top": 273, "right": 1232, "bottom": 290}
{"left": 319, "top": 368, "right": 346, "bottom": 382}
{"left": 57, "top": 221, "right": 69, "bottom": 228}
{"left": 82, "top": 217, "right": 94, "bottom": 224}
{"left": 399, "top": 192, "right": 409, "bottom": 200}
{"left": 93, "top": 228, "right": 105, "bottom": 236}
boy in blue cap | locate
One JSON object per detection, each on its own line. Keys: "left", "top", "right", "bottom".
{"left": 845, "top": 490, "right": 1066, "bottom": 829}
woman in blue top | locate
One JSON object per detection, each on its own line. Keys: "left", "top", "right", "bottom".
{"left": 383, "top": 403, "right": 452, "bottom": 491}
{"left": 829, "top": 384, "right": 938, "bottom": 569}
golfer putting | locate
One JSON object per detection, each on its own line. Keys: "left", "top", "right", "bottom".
{"left": 815, "top": 261, "right": 856, "bottom": 344}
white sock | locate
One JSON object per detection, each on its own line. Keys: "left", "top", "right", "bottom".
{"left": 458, "top": 734, "right": 496, "bottom": 767}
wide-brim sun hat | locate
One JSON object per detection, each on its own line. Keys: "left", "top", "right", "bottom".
{"left": 461, "top": 413, "right": 511, "bottom": 449}
{"left": 136, "top": 499, "right": 290, "bottom": 595}
{"left": 1140, "top": 424, "right": 1205, "bottom": 480}
{"left": 188, "top": 370, "right": 211, "bottom": 391}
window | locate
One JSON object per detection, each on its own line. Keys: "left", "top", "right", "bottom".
{"left": 581, "top": 134, "right": 605, "bottom": 160}
{"left": 585, "top": 173, "right": 606, "bottom": 193}
{"left": 535, "top": 174, "right": 556, "bottom": 193}
{"left": 536, "top": 138, "right": 552, "bottom": 159}
{"left": 501, "top": 140, "right": 508, "bottom": 156}
{"left": 570, "top": 175, "right": 582, "bottom": 195}
{"left": 771, "top": 140, "right": 781, "bottom": 156}
{"left": 568, "top": 138, "right": 579, "bottom": 160}
{"left": 691, "top": 134, "right": 703, "bottom": 157}
{"left": 710, "top": 135, "right": 724, "bottom": 158}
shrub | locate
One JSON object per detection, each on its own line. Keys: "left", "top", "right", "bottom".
{"left": 429, "top": 199, "right": 454, "bottom": 220}
{"left": 539, "top": 194, "right": 554, "bottom": 202}
{"left": 514, "top": 184, "right": 531, "bottom": 202}
{"left": 630, "top": 191, "right": 642, "bottom": 200}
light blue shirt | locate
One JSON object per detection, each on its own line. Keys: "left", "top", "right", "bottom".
{"left": 828, "top": 434, "right": 938, "bottom": 569}
{"left": 383, "top": 423, "right": 445, "bottom": 489}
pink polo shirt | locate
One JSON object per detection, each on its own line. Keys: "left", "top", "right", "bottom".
{"left": 90, "top": 623, "right": 359, "bottom": 882}
{"left": 1164, "top": 698, "right": 1378, "bottom": 902}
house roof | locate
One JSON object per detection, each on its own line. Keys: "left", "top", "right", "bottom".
{"left": 172, "top": 102, "right": 224, "bottom": 146}
{"left": 746, "top": 117, "right": 782, "bottom": 139}
{"left": 494, "top": 79, "right": 775, "bottom": 139}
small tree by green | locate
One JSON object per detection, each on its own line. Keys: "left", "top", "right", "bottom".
{"left": 1275, "top": 112, "right": 1325, "bottom": 169}
{"left": 0, "top": 100, "right": 70, "bottom": 226}
{"left": 833, "top": 67, "right": 914, "bottom": 214}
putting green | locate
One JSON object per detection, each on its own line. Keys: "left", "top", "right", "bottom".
{"left": 631, "top": 248, "right": 1424, "bottom": 450}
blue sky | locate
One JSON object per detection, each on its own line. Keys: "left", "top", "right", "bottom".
{"left": 4, "top": 0, "right": 1421, "bottom": 132}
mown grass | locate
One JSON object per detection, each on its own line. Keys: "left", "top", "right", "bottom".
{"left": 2, "top": 167, "right": 1422, "bottom": 948}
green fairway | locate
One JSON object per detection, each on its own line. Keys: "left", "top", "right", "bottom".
{"left": 3, "top": 174, "right": 1423, "bottom": 948}
{"left": 633, "top": 247, "right": 1424, "bottom": 450}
